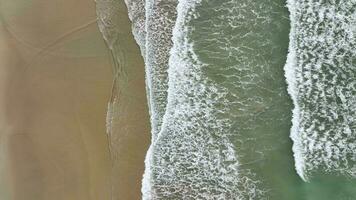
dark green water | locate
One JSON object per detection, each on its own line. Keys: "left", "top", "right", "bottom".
{"left": 190, "top": 0, "right": 303, "bottom": 199}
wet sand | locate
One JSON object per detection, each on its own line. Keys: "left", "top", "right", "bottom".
{"left": 96, "top": 1, "right": 151, "bottom": 199}
{"left": 0, "top": 0, "right": 113, "bottom": 199}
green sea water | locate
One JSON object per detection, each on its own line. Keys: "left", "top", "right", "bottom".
{"left": 119, "top": 0, "right": 356, "bottom": 199}
{"left": 190, "top": 1, "right": 303, "bottom": 199}
{"left": 189, "top": 0, "right": 356, "bottom": 199}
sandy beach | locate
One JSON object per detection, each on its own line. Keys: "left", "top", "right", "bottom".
{"left": 0, "top": 0, "right": 113, "bottom": 199}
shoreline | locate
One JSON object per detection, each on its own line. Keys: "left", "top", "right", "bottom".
{"left": 96, "top": 0, "right": 151, "bottom": 199}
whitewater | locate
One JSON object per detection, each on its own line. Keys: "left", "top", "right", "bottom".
{"left": 139, "top": 0, "right": 297, "bottom": 199}
{"left": 286, "top": 0, "right": 356, "bottom": 181}
{"left": 143, "top": 1, "right": 263, "bottom": 198}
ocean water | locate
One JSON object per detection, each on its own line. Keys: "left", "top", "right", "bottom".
{"left": 142, "top": 0, "right": 301, "bottom": 199}
{"left": 286, "top": 0, "right": 356, "bottom": 180}
{"left": 144, "top": 0, "right": 177, "bottom": 142}
{"left": 98, "top": 0, "right": 356, "bottom": 199}
{"left": 285, "top": 0, "right": 356, "bottom": 199}
{"left": 142, "top": 0, "right": 178, "bottom": 198}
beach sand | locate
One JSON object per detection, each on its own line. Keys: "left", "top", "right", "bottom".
{"left": 0, "top": 0, "right": 114, "bottom": 199}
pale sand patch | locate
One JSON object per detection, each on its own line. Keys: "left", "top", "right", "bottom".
{"left": 0, "top": 0, "right": 115, "bottom": 199}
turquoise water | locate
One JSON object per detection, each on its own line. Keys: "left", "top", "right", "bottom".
{"left": 113, "top": 0, "right": 356, "bottom": 199}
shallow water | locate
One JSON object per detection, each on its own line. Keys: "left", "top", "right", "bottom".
{"left": 96, "top": 0, "right": 151, "bottom": 199}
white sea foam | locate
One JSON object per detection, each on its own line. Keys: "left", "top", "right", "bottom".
{"left": 286, "top": 0, "right": 356, "bottom": 181}
{"left": 143, "top": 0, "right": 265, "bottom": 199}
{"left": 285, "top": 0, "right": 307, "bottom": 181}
{"left": 144, "top": 0, "right": 177, "bottom": 142}
{"left": 141, "top": 0, "right": 178, "bottom": 198}
{"left": 123, "top": 0, "right": 146, "bottom": 55}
